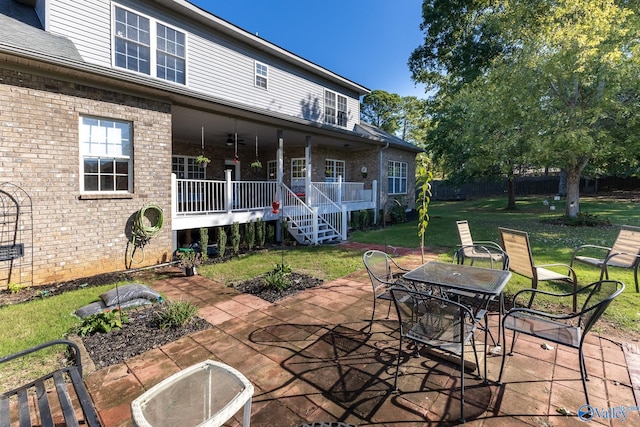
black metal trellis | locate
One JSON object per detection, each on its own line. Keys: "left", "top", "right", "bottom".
{"left": 0, "top": 183, "right": 33, "bottom": 290}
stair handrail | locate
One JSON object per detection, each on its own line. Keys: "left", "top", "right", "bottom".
{"left": 307, "top": 183, "right": 342, "bottom": 237}
{"left": 282, "top": 184, "right": 315, "bottom": 243}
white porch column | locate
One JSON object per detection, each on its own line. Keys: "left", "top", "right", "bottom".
{"left": 312, "top": 207, "right": 319, "bottom": 245}
{"left": 276, "top": 130, "right": 284, "bottom": 242}
{"left": 225, "top": 168, "right": 233, "bottom": 213}
{"left": 305, "top": 136, "right": 311, "bottom": 198}
{"left": 337, "top": 175, "right": 343, "bottom": 205}
{"left": 341, "top": 205, "right": 348, "bottom": 241}
{"left": 372, "top": 180, "right": 378, "bottom": 224}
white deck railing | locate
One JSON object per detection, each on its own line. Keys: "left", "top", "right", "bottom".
{"left": 172, "top": 174, "right": 376, "bottom": 218}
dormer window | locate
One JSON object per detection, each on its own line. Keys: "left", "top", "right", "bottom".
{"left": 255, "top": 62, "right": 268, "bottom": 89}
{"left": 324, "top": 90, "right": 348, "bottom": 127}
{"left": 114, "top": 6, "right": 186, "bottom": 84}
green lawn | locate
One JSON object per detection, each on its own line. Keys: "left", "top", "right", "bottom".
{"left": 2, "top": 195, "right": 639, "bottom": 378}
{"left": 351, "top": 196, "right": 640, "bottom": 332}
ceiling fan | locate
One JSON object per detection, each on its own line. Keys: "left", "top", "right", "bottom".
{"left": 226, "top": 134, "right": 246, "bottom": 146}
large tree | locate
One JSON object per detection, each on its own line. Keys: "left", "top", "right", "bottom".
{"left": 413, "top": 0, "right": 640, "bottom": 216}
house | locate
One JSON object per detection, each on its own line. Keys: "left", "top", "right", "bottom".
{"left": 0, "top": 0, "right": 422, "bottom": 287}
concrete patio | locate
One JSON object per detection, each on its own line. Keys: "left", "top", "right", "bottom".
{"left": 84, "top": 249, "right": 640, "bottom": 426}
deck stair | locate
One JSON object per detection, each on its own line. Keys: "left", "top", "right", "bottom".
{"left": 282, "top": 184, "right": 342, "bottom": 245}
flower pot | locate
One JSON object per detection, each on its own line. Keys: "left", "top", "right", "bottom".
{"left": 184, "top": 266, "right": 197, "bottom": 277}
{"left": 271, "top": 201, "right": 280, "bottom": 214}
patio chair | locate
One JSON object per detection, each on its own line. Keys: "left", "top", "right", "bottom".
{"left": 362, "top": 250, "right": 410, "bottom": 333}
{"left": 452, "top": 243, "right": 509, "bottom": 349}
{"left": 498, "top": 280, "right": 625, "bottom": 406}
{"left": 455, "top": 220, "right": 507, "bottom": 269}
{"left": 499, "top": 227, "right": 578, "bottom": 312}
{"left": 570, "top": 225, "right": 640, "bottom": 293}
{"left": 390, "top": 284, "right": 480, "bottom": 423}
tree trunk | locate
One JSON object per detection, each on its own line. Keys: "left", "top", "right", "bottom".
{"left": 564, "top": 161, "right": 587, "bottom": 217}
{"left": 506, "top": 173, "right": 517, "bottom": 210}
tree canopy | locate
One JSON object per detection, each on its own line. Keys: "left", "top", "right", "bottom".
{"left": 412, "top": 0, "right": 640, "bottom": 216}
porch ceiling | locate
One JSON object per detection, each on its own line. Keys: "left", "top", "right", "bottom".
{"left": 172, "top": 105, "right": 378, "bottom": 152}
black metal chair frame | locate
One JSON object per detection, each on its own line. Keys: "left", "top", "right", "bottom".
{"left": 362, "top": 249, "right": 410, "bottom": 333}
{"left": 452, "top": 244, "right": 509, "bottom": 350}
{"left": 390, "top": 284, "right": 480, "bottom": 423}
{"left": 498, "top": 280, "right": 625, "bottom": 406}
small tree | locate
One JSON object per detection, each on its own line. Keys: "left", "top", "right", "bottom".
{"left": 246, "top": 221, "right": 256, "bottom": 250}
{"left": 217, "top": 227, "right": 227, "bottom": 258}
{"left": 416, "top": 156, "right": 433, "bottom": 264}
{"left": 230, "top": 222, "right": 241, "bottom": 255}
{"left": 256, "top": 218, "right": 266, "bottom": 248}
{"left": 199, "top": 227, "right": 209, "bottom": 261}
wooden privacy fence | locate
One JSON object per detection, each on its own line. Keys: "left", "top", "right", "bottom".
{"left": 430, "top": 176, "right": 640, "bottom": 201}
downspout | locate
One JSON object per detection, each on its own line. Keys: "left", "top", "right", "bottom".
{"left": 377, "top": 141, "right": 390, "bottom": 225}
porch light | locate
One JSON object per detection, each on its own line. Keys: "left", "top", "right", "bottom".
{"left": 361, "top": 166, "right": 368, "bottom": 178}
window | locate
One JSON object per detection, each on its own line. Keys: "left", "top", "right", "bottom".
{"left": 255, "top": 62, "right": 268, "bottom": 89}
{"left": 267, "top": 160, "right": 277, "bottom": 181}
{"left": 156, "top": 23, "right": 186, "bottom": 84}
{"left": 388, "top": 161, "right": 408, "bottom": 194}
{"left": 324, "top": 90, "right": 348, "bottom": 127}
{"left": 80, "top": 116, "right": 132, "bottom": 192}
{"left": 172, "top": 156, "right": 205, "bottom": 180}
{"left": 324, "top": 159, "right": 345, "bottom": 182}
{"left": 291, "top": 158, "right": 306, "bottom": 179}
{"left": 114, "top": 6, "right": 186, "bottom": 84}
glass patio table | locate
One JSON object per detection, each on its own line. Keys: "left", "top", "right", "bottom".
{"left": 402, "top": 261, "right": 512, "bottom": 380}
{"left": 131, "top": 360, "right": 254, "bottom": 427}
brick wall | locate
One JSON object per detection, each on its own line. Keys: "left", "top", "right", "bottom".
{"left": 0, "top": 67, "right": 173, "bottom": 286}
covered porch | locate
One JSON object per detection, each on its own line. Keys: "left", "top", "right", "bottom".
{"left": 170, "top": 105, "right": 386, "bottom": 247}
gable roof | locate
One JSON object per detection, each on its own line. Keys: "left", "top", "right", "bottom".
{"left": 355, "top": 122, "right": 423, "bottom": 153}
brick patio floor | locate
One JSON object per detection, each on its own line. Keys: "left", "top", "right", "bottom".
{"left": 84, "top": 248, "right": 640, "bottom": 426}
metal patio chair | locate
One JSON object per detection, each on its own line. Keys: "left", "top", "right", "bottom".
{"left": 499, "top": 227, "right": 578, "bottom": 312}
{"left": 362, "top": 250, "right": 410, "bottom": 333}
{"left": 570, "top": 225, "right": 640, "bottom": 293}
{"left": 390, "top": 284, "right": 480, "bottom": 423}
{"left": 455, "top": 220, "right": 506, "bottom": 269}
{"left": 498, "top": 280, "right": 625, "bottom": 406}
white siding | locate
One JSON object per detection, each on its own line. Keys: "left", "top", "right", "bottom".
{"left": 47, "top": 0, "right": 112, "bottom": 65}
{"left": 46, "top": 0, "right": 362, "bottom": 129}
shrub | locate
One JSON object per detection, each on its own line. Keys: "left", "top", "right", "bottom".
{"left": 263, "top": 263, "right": 293, "bottom": 291}
{"left": 246, "top": 221, "right": 255, "bottom": 250}
{"left": 218, "top": 226, "right": 227, "bottom": 258}
{"left": 231, "top": 222, "right": 241, "bottom": 255}
{"left": 154, "top": 300, "right": 199, "bottom": 329}
{"left": 7, "top": 283, "right": 22, "bottom": 294}
{"left": 256, "top": 218, "right": 266, "bottom": 247}
{"left": 389, "top": 199, "right": 407, "bottom": 223}
{"left": 78, "top": 310, "right": 128, "bottom": 336}
{"left": 199, "top": 228, "right": 209, "bottom": 261}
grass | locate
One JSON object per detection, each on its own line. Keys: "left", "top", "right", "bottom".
{"left": 1, "top": 194, "right": 639, "bottom": 383}
{"left": 351, "top": 195, "right": 640, "bottom": 334}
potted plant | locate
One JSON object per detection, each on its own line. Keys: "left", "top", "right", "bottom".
{"left": 176, "top": 249, "right": 202, "bottom": 276}
{"left": 251, "top": 160, "right": 262, "bottom": 170}
{"left": 195, "top": 155, "right": 211, "bottom": 168}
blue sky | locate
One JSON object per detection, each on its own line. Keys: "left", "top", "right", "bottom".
{"left": 190, "top": 0, "right": 427, "bottom": 98}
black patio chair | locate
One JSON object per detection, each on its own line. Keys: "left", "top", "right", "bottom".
{"left": 498, "top": 280, "right": 625, "bottom": 406}
{"left": 390, "top": 284, "right": 480, "bottom": 424}
{"left": 362, "top": 249, "right": 410, "bottom": 333}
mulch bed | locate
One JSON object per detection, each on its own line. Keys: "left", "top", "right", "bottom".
{"left": 234, "top": 272, "right": 324, "bottom": 303}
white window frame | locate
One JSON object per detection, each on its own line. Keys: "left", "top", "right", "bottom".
{"left": 80, "top": 116, "right": 133, "bottom": 193}
{"left": 324, "top": 159, "right": 345, "bottom": 182}
{"left": 291, "top": 158, "right": 306, "bottom": 180}
{"left": 172, "top": 156, "right": 205, "bottom": 180}
{"left": 267, "top": 160, "right": 277, "bottom": 181}
{"left": 113, "top": 4, "right": 187, "bottom": 84}
{"left": 324, "top": 90, "right": 348, "bottom": 127}
{"left": 388, "top": 160, "right": 408, "bottom": 195}
{"left": 255, "top": 61, "right": 268, "bottom": 89}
